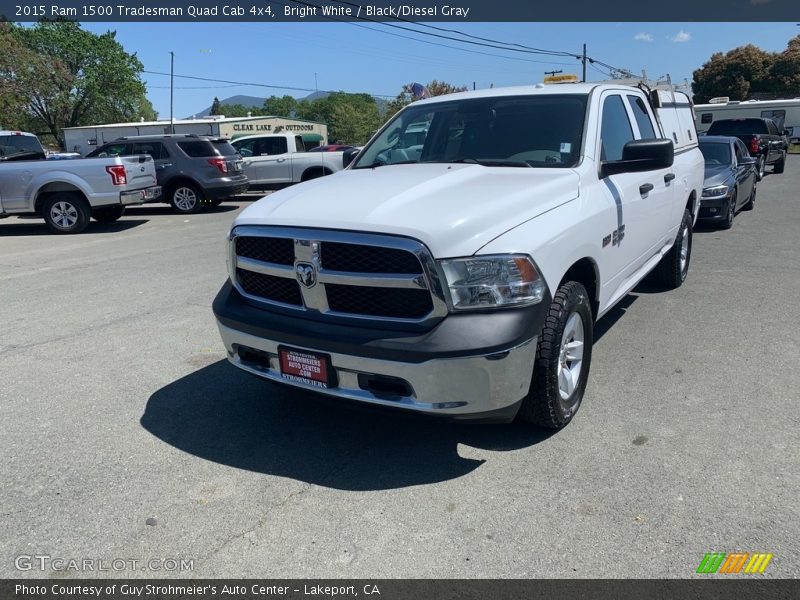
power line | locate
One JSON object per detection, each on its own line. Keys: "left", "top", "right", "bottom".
{"left": 141, "top": 70, "right": 397, "bottom": 98}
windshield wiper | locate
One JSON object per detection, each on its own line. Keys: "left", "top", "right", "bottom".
{"left": 358, "top": 160, "right": 418, "bottom": 169}
{"left": 451, "top": 158, "right": 533, "bottom": 168}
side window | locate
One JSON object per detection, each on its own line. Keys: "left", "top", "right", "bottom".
{"left": 626, "top": 95, "right": 657, "bottom": 139}
{"left": 295, "top": 136, "right": 305, "bottom": 152}
{"left": 131, "top": 142, "right": 168, "bottom": 159}
{"left": 761, "top": 110, "right": 785, "bottom": 130}
{"left": 701, "top": 113, "right": 713, "bottom": 124}
{"left": 234, "top": 139, "right": 255, "bottom": 157}
{"left": 91, "top": 143, "right": 129, "bottom": 157}
{"left": 735, "top": 140, "right": 750, "bottom": 163}
{"left": 600, "top": 95, "right": 634, "bottom": 162}
{"left": 766, "top": 120, "right": 778, "bottom": 135}
{"left": 256, "top": 137, "right": 288, "bottom": 155}
{"left": 177, "top": 141, "right": 215, "bottom": 157}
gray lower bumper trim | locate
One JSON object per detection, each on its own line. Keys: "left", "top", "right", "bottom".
{"left": 217, "top": 322, "right": 536, "bottom": 417}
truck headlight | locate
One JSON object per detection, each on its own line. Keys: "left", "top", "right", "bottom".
{"left": 439, "top": 254, "right": 546, "bottom": 310}
{"left": 702, "top": 185, "right": 729, "bottom": 198}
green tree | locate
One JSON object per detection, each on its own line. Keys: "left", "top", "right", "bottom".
{"left": 771, "top": 35, "right": 800, "bottom": 98}
{"left": 209, "top": 96, "right": 222, "bottom": 115}
{"left": 217, "top": 103, "right": 263, "bottom": 118}
{"left": 262, "top": 95, "right": 300, "bottom": 117}
{"left": 384, "top": 80, "right": 468, "bottom": 119}
{"left": 8, "top": 21, "right": 154, "bottom": 146}
{"left": 692, "top": 44, "right": 775, "bottom": 102}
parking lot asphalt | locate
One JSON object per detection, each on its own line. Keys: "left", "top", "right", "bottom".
{"left": 1, "top": 163, "right": 798, "bottom": 579}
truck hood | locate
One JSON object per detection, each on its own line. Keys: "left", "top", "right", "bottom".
{"left": 234, "top": 164, "right": 579, "bottom": 257}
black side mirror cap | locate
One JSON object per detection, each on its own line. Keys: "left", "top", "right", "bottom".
{"left": 601, "top": 138, "right": 674, "bottom": 177}
{"left": 343, "top": 147, "right": 360, "bottom": 168}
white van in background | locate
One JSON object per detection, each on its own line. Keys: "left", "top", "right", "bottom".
{"left": 694, "top": 98, "right": 800, "bottom": 143}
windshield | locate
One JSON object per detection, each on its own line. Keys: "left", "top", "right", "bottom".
{"left": 699, "top": 142, "right": 732, "bottom": 165}
{"left": 353, "top": 94, "right": 587, "bottom": 169}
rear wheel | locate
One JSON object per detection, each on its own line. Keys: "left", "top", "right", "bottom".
{"left": 169, "top": 183, "right": 204, "bottom": 214}
{"left": 517, "top": 281, "right": 593, "bottom": 430}
{"left": 720, "top": 190, "right": 736, "bottom": 230}
{"left": 92, "top": 205, "right": 126, "bottom": 223}
{"left": 655, "top": 208, "right": 693, "bottom": 289}
{"left": 42, "top": 193, "right": 91, "bottom": 234}
{"left": 774, "top": 152, "right": 786, "bottom": 174}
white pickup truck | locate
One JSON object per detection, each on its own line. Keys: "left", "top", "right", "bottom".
{"left": 0, "top": 131, "right": 161, "bottom": 233}
{"left": 231, "top": 133, "right": 344, "bottom": 188}
{"left": 213, "top": 84, "right": 704, "bottom": 428}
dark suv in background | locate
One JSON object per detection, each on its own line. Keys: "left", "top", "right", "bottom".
{"left": 87, "top": 134, "right": 248, "bottom": 213}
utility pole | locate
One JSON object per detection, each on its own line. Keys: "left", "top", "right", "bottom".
{"left": 169, "top": 51, "right": 175, "bottom": 133}
{"left": 581, "top": 44, "right": 587, "bottom": 82}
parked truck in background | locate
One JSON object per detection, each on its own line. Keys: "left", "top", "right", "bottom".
{"left": 705, "top": 117, "right": 789, "bottom": 180}
{"left": 213, "top": 84, "right": 704, "bottom": 429}
{"left": 0, "top": 131, "right": 161, "bottom": 233}
{"left": 231, "top": 133, "right": 345, "bottom": 189}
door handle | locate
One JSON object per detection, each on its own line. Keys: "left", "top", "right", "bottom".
{"left": 276, "top": 158, "right": 286, "bottom": 163}
{"left": 664, "top": 173, "right": 675, "bottom": 183}
{"left": 156, "top": 163, "right": 172, "bottom": 170}
{"left": 639, "top": 183, "right": 654, "bottom": 195}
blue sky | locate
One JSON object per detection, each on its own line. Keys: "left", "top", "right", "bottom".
{"left": 83, "top": 22, "right": 800, "bottom": 119}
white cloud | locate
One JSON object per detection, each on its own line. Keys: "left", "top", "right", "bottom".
{"left": 668, "top": 30, "right": 692, "bottom": 43}
{"left": 634, "top": 33, "right": 654, "bottom": 42}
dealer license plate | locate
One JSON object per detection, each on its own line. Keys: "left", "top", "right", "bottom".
{"left": 278, "top": 346, "right": 334, "bottom": 389}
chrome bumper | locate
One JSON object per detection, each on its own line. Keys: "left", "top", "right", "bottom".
{"left": 120, "top": 185, "right": 161, "bottom": 205}
{"left": 216, "top": 321, "right": 536, "bottom": 418}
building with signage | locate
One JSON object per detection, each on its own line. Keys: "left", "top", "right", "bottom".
{"left": 63, "top": 115, "right": 328, "bottom": 156}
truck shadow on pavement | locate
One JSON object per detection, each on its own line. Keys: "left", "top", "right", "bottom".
{"left": 141, "top": 359, "right": 555, "bottom": 491}
{"left": 0, "top": 219, "right": 148, "bottom": 236}
{"left": 125, "top": 204, "right": 240, "bottom": 216}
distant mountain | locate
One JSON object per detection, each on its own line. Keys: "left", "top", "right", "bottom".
{"left": 191, "top": 91, "right": 389, "bottom": 119}
{"left": 192, "top": 95, "right": 266, "bottom": 118}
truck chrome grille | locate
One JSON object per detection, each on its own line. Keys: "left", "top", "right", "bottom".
{"left": 230, "top": 227, "right": 448, "bottom": 323}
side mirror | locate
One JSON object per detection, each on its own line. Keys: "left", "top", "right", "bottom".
{"left": 601, "top": 138, "right": 674, "bottom": 177}
{"left": 783, "top": 130, "right": 791, "bottom": 137}
{"left": 343, "top": 147, "right": 360, "bottom": 168}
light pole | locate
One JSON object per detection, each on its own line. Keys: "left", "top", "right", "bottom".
{"left": 169, "top": 51, "right": 175, "bottom": 133}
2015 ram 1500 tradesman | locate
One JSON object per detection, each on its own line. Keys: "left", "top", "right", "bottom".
{"left": 213, "top": 84, "right": 704, "bottom": 428}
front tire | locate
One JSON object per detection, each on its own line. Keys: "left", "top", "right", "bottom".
{"left": 92, "top": 205, "right": 126, "bottom": 223}
{"left": 720, "top": 190, "right": 736, "bottom": 230}
{"left": 655, "top": 208, "right": 693, "bottom": 289}
{"left": 169, "top": 183, "right": 204, "bottom": 214}
{"left": 517, "top": 281, "right": 593, "bottom": 430}
{"left": 42, "top": 193, "right": 91, "bottom": 234}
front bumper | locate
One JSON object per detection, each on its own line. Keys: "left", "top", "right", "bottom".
{"left": 213, "top": 282, "right": 548, "bottom": 421}
{"left": 121, "top": 185, "right": 162, "bottom": 205}
{"left": 698, "top": 195, "right": 731, "bottom": 221}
